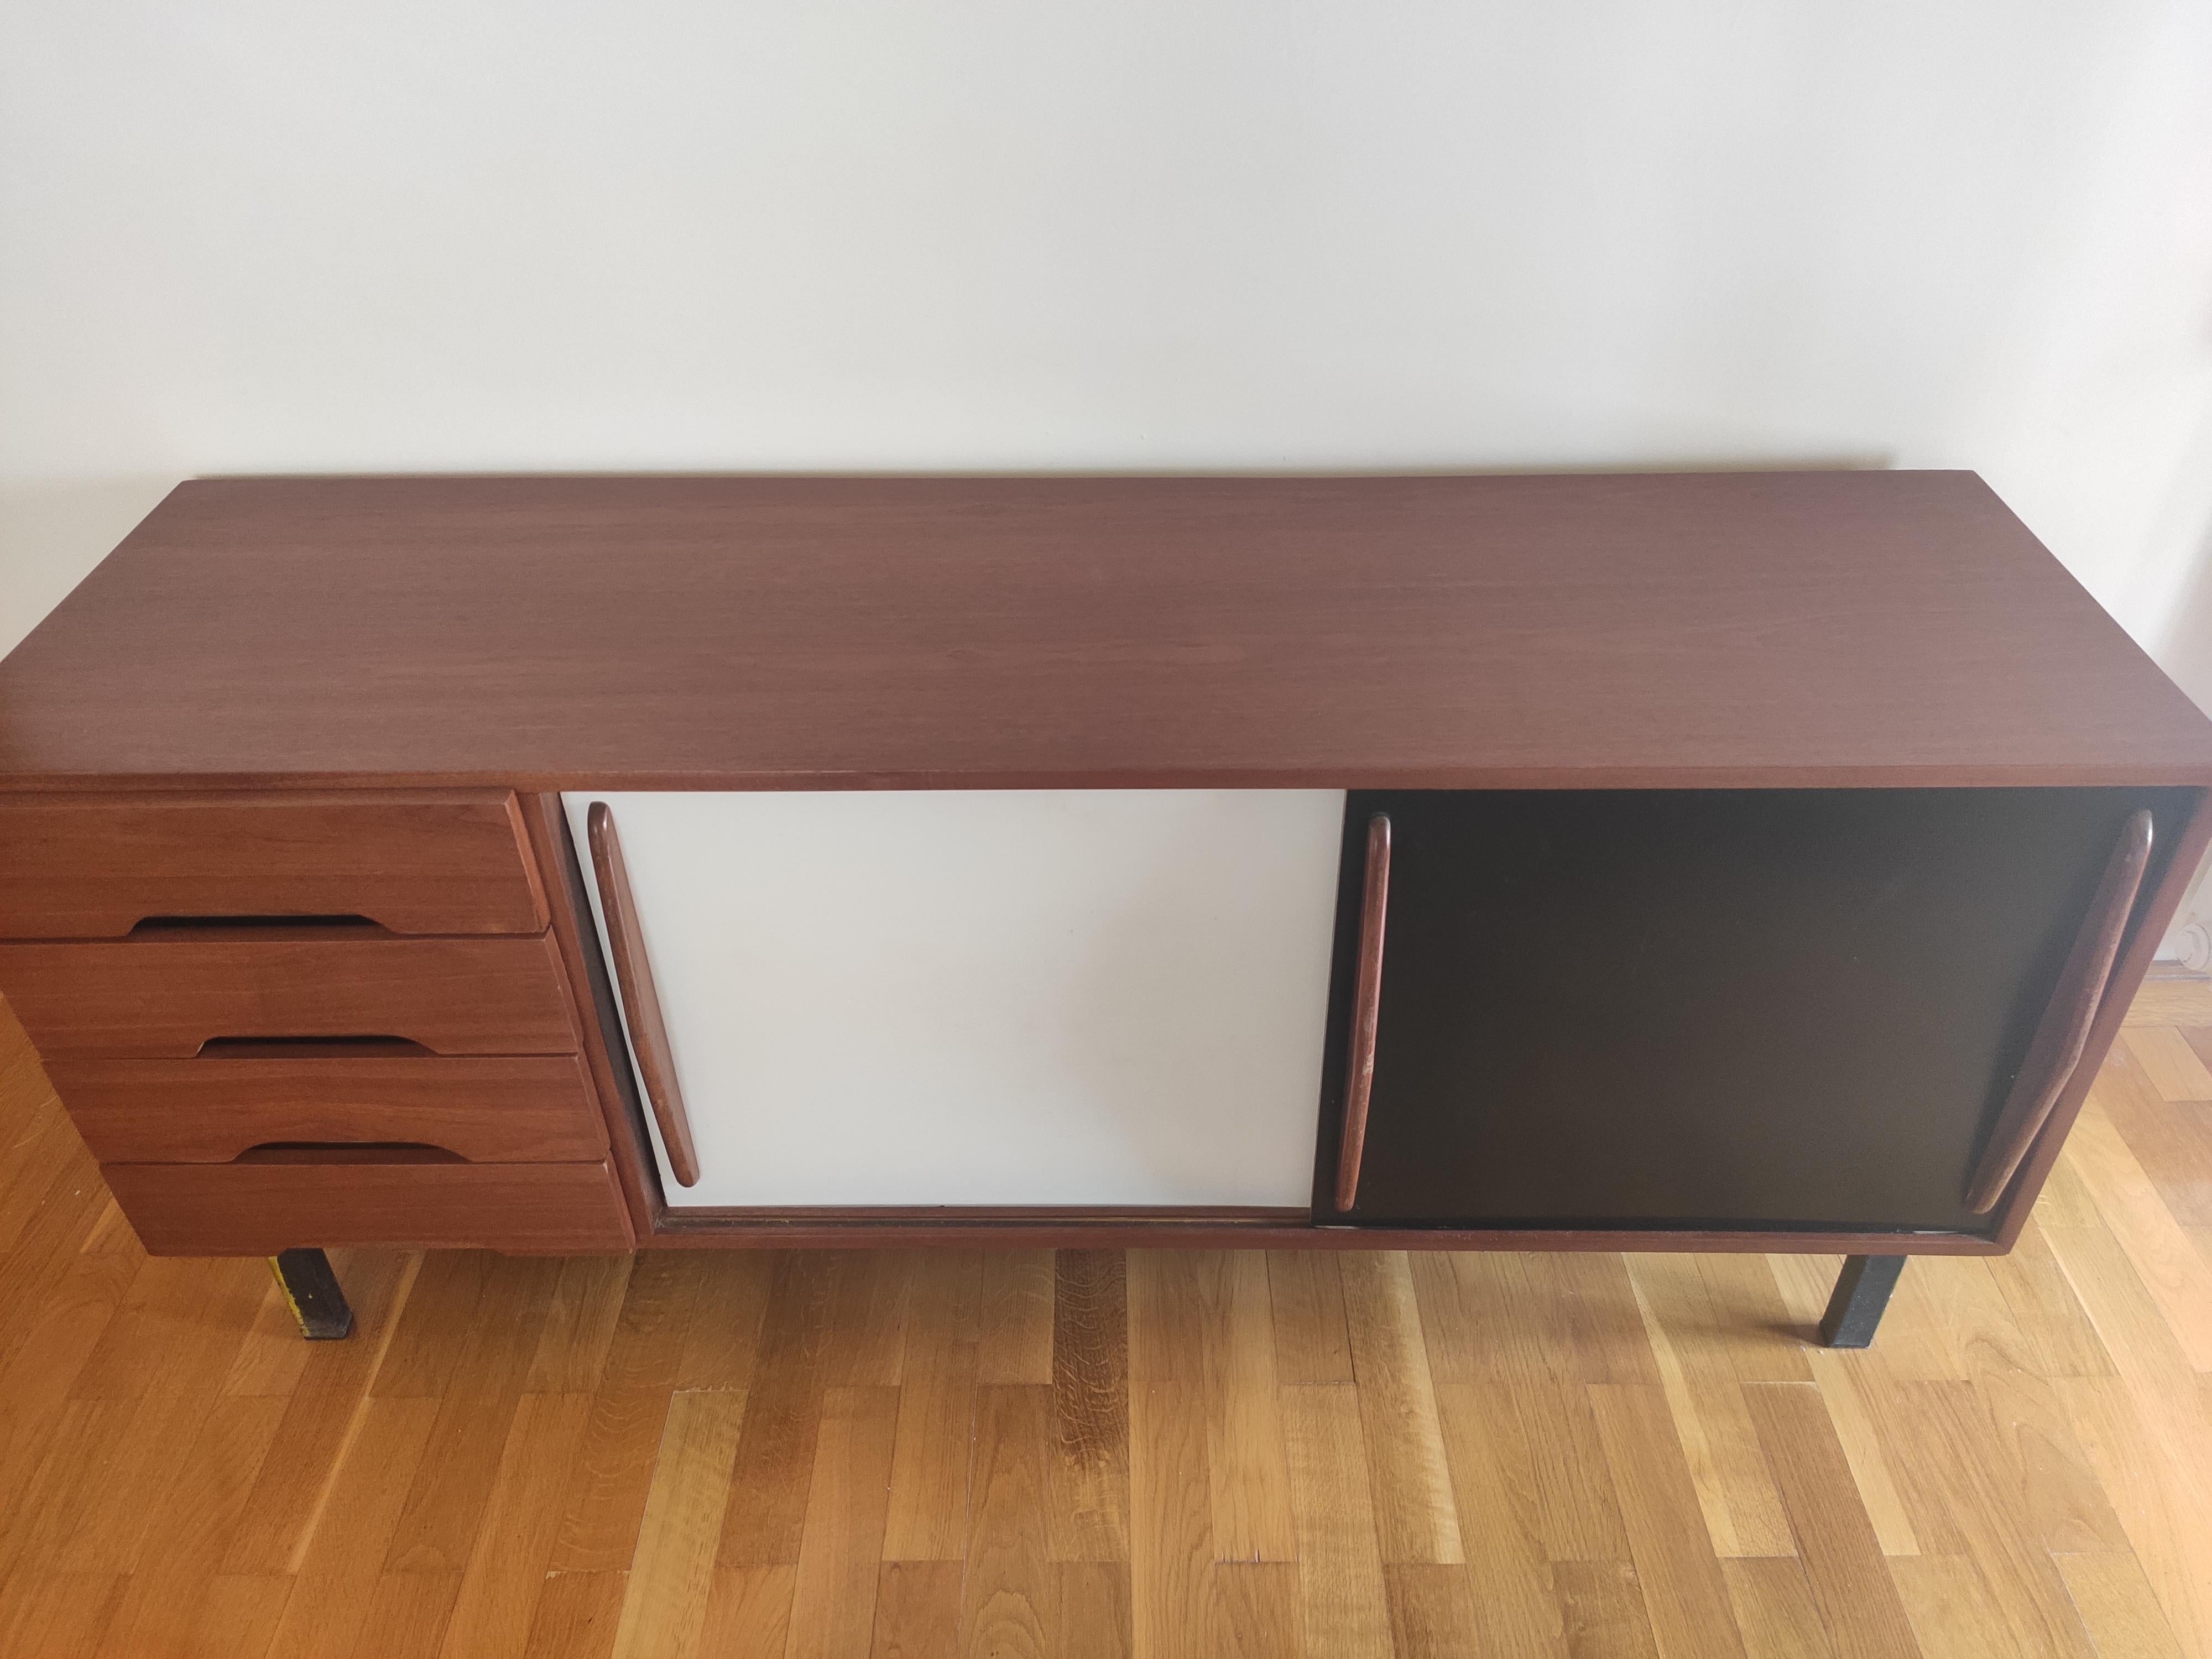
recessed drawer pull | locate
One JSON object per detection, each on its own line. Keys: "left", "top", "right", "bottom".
{"left": 234, "top": 1142, "right": 468, "bottom": 1164}
{"left": 1334, "top": 812, "right": 1392, "bottom": 1213}
{"left": 195, "top": 1035, "right": 432, "bottom": 1058}
{"left": 129, "top": 914, "right": 383, "bottom": 937}
{"left": 1962, "top": 808, "right": 2154, "bottom": 1212}
{"left": 588, "top": 802, "right": 702, "bottom": 1188}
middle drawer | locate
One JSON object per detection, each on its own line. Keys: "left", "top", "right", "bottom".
{"left": 49, "top": 1051, "right": 608, "bottom": 1164}
{"left": 0, "top": 931, "right": 581, "bottom": 1057}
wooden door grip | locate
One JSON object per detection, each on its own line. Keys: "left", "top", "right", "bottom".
{"left": 587, "top": 802, "right": 701, "bottom": 1188}
{"left": 1335, "top": 813, "right": 1392, "bottom": 1213}
{"left": 1963, "top": 808, "right": 2154, "bottom": 1213}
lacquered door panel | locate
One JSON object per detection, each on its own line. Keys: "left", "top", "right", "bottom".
{"left": 568, "top": 789, "right": 1344, "bottom": 1209}
{"left": 1318, "top": 787, "right": 2194, "bottom": 1235}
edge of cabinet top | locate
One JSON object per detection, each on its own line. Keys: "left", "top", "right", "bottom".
{"left": 2, "top": 469, "right": 2209, "bottom": 792}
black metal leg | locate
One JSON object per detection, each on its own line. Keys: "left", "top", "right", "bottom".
{"left": 269, "top": 1248, "right": 353, "bottom": 1340}
{"left": 1819, "top": 1254, "right": 1905, "bottom": 1348}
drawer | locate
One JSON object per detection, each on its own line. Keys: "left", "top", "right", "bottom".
{"left": 0, "top": 790, "right": 547, "bottom": 937}
{"left": 102, "top": 1159, "right": 633, "bottom": 1254}
{"left": 0, "top": 931, "right": 580, "bottom": 1057}
{"left": 48, "top": 1052, "right": 606, "bottom": 1164}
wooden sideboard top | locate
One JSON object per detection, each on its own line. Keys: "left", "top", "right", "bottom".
{"left": 3, "top": 469, "right": 2208, "bottom": 791}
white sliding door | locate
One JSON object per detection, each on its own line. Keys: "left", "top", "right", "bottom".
{"left": 564, "top": 790, "right": 1345, "bottom": 1209}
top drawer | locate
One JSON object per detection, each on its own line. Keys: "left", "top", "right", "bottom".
{"left": 0, "top": 791, "right": 548, "bottom": 938}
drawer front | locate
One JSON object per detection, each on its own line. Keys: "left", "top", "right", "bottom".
{"left": 49, "top": 1053, "right": 606, "bottom": 1164}
{"left": 102, "top": 1160, "right": 632, "bottom": 1254}
{"left": 0, "top": 790, "right": 547, "bottom": 937}
{"left": 0, "top": 933, "right": 580, "bottom": 1056}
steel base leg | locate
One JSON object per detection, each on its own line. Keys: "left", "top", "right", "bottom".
{"left": 1819, "top": 1254, "right": 1905, "bottom": 1348}
{"left": 270, "top": 1248, "right": 353, "bottom": 1340}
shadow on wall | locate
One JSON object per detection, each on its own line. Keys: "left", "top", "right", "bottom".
{"left": 0, "top": 477, "right": 181, "bottom": 659}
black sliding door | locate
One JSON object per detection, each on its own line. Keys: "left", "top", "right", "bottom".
{"left": 1316, "top": 787, "right": 2193, "bottom": 1235}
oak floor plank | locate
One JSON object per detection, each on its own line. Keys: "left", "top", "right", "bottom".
{"left": 1432, "top": 1381, "right": 1574, "bottom": 1658}
{"left": 673, "top": 1252, "right": 776, "bottom": 1391}
{"left": 884, "top": 1250, "right": 982, "bottom": 1562}
{"left": 181, "top": 1574, "right": 293, "bottom": 1659}
{"left": 1339, "top": 1251, "right": 1464, "bottom": 1565}
{"left": 609, "top": 1387, "right": 749, "bottom": 1659}
{"left": 225, "top": 1236, "right": 411, "bottom": 1576}
{"left": 2122, "top": 1025, "right": 2212, "bottom": 1102}
{"left": 1802, "top": 1352, "right": 1922, "bottom": 1557}
{"left": 380, "top": 1254, "right": 562, "bottom": 1577}
{"left": 1588, "top": 1383, "right": 1750, "bottom": 1659}
{"left": 1280, "top": 1384, "right": 1395, "bottom": 1659}
{"left": 870, "top": 1561, "right": 959, "bottom": 1659}
{"left": 0, "top": 1574, "right": 126, "bottom": 1659}
{"left": 2096, "top": 1045, "right": 2212, "bottom": 1229}
{"left": 1196, "top": 1249, "right": 1294, "bottom": 1565}
{"left": 436, "top": 1390, "right": 594, "bottom": 1659}
{"left": 2059, "top": 1374, "right": 2212, "bottom": 1659}
{"left": 1976, "top": 1365, "right": 2131, "bottom": 1557}
{"left": 1989, "top": 1217, "right": 2120, "bottom": 1381}
{"left": 1625, "top": 1256, "right": 1794, "bottom": 1559}
{"left": 1205, "top": 1560, "right": 1290, "bottom": 1659}
{"left": 262, "top": 1393, "right": 444, "bottom": 1659}
{"left": 1385, "top": 1561, "right": 1481, "bottom": 1658}
{"left": 788, "top": 1385, "right": 900, "bottom": 1659}
{"left": 2064, "top": 1105, "right": 2212, "bottom": 1373}
{"left": 1131, "top": 1379, "right": 1223, "bottom": 1659}
{"left": 1888, "top": 1554, "right": 2016, "bottom": 1659}
{"left": 717, "top": 1252, "right": 840, "bottom": 1566}
{"left": 2121, "top": 978, "right": 2212, "bottom": 1027}
{"left": 344, "top": 1567, "right": 463, "bottom": 1659}
{"left": 1741, "top": 1381, "right": 1919, "bottom": 1659}
{"left": 979, "top": 1250, "right": 1057, "bottom": 1385}
{"left": 1051, "top": 1248, "right": 1134, "bottom": 1563}
{"left": 545, "top": 1387, "right": 676, "bottom": 1574}
{"left": 1553, "top": 1557, "right": 1663, "bottom": 1659}
{"left": 1492, "top": 1378, "right": 1636, "bottom": 1564}
{"left": 520, "top": 1571, "right": 628, "bottom": 1659}
{"left": 2056, "top": 1551, "right": 2188, "bottom": 1659}
{"left": 962, "top": 1385, "right": 1057, "bottom": 1659}
{"left": 1129, "top": 1251, "right": 1210, "bottom": 1384}
{"left": 1267, "top": 1250, "right": 1354, "bottom": 1385}
{"left": 526, "top": 1254, "right": 637, "bottom": 1395}
{"left": 1884, "top": 1379, "right": 2098, "bottom": 1659}
{"left": 824, "top": 1251, "right": 914, "bottom": 1389}
{"left": 1720, "top": 1557, "right": 1836, "bottom": 1659}
{"left": 90, "top": 1394, "right": 288, "bottom": 1658}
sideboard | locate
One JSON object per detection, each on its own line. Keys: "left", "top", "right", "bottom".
{"left": 3, "top": 471, "right": 2206, "bottom": 1347}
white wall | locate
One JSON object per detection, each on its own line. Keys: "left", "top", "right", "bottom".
{"left": 4, "top": 0, "right": 2211, "bottom": 698}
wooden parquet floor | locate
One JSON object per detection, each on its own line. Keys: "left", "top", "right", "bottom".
{"left": 4, "top": 983, "right": 2212, "bottom": 1657}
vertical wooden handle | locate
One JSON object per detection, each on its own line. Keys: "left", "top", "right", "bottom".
{"left": 587, "top": 802, "right": 701, "bottom": 1189}
{"left": 1963, "top": 808, "right": 2154, "bottom": 1214}
{"left": 1334, "top": 813, "right": 1392, "bottom": 1213}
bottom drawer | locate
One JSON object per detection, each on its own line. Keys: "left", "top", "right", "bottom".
{"left": 103, "top": 1160, "right": 632, "bottom": 1254}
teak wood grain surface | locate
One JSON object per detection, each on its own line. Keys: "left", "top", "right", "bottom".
{"left": 2, "top": 471, "right": 2208, "bottom": 791}
{"left": 4, "top": 980, "right": 2212, "bottom": 1657}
